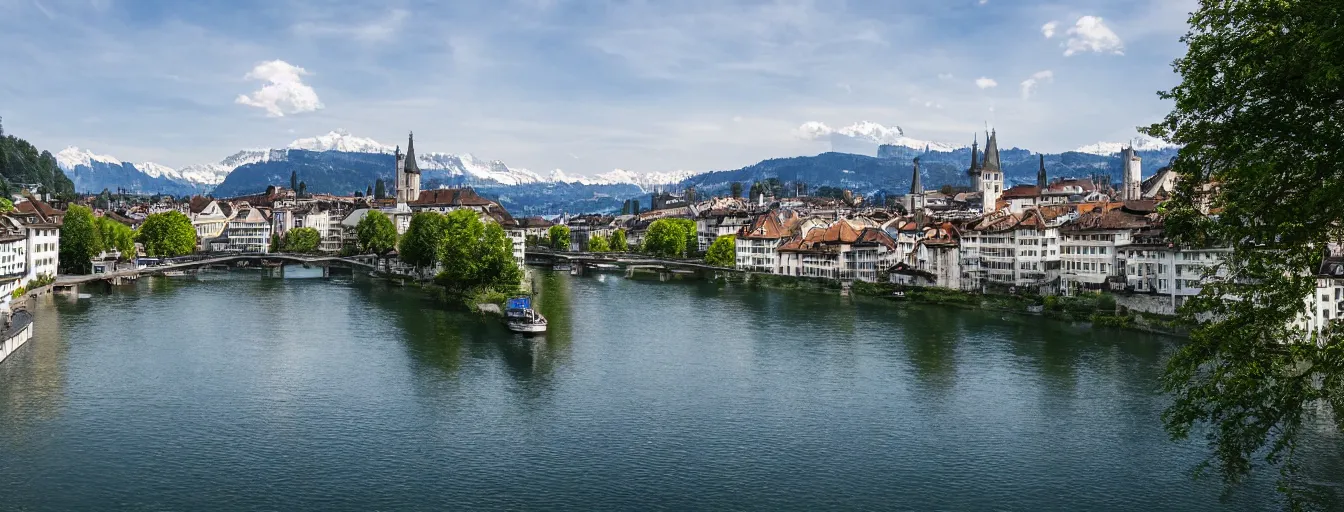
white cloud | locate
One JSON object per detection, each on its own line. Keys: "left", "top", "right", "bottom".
{"left": 1064, "top": 16, "right": 1125, "bottom": 56}
{"left": 1041, "top": 21, "right": 1058, "bottom": 39}
{"left": 234, "top": 60, "right": 324, "bottom": 117}
{"left": 975, "top": 77, "right": 998, "bottom": 89}
{"left": 1019, "top": 70, "right": 1054, "bottom": 99}
{"left": 978, "top": 0, "right": 988, "bottom": 4}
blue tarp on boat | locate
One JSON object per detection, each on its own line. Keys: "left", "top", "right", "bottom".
{"left": 506, "top": 297, "right": 531, "bottom": 310}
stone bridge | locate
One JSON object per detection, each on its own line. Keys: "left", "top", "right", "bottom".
{"left": 55, "top": 253, "right": 378, "bottom": 287}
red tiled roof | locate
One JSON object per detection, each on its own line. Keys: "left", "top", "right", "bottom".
{"left": 412, "top": 188, "right": 492, "bottom": 207}
{"left": 738, "top": 211, "right": 787, "bottom": 239}
{"left": 1001, "top": 185, "right": 1041, "bottom": 199}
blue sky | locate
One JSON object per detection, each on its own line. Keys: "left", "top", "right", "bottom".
{"left": 0, "top": 0, "right": 1195, "bottom": 176}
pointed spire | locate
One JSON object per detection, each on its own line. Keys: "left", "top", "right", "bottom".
{"left": 910, "top": 157, "right": 923, "bottom": 195}
{"left": 968, "top": 134, "right": 980, "bottom": 173}
{"left": 404, "top": 132, "right": 420, "bottom": 174}
{"left": 1037, "top": 154, "right": 1047, "bottom": 189}
{"left": 981, "top": 129, "right": 1001, "bottom": 172}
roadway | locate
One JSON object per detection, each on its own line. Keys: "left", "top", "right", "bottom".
{"left": 55, "top": 253, "right": 376, "bottom": 286}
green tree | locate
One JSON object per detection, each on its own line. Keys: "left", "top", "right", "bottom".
{"left": 269, "top": 233, "right": 281, "bottom": 253}
{"left": 642, "top": 218, "right": 688, "bottom": 258}
{"left": 440, "top": 209, "right": 486, "bottom": 287}
{"left": 472, "top": 222, "right": 522, "bottom": 290}
{"left": 0, "top": 198, "right": 13, "bottom": 213}
{"left": 366, "top": 185, "right": 373, "bottom": 197}
{"left": 96, "top": 217, "right": 136, "bottom": 260}
{"left": 704, "top": 235, "right": 735, "bottom": 267}
{"left": 548, "top": 225, "right": 571, "bottom": 251}
{"left": 588, "top": 234, "right": 609, "bottom": 253}
{"left": 58, "top": 205, "right": 100, "bottom": 274}
{"left": 1140, "top": 1, "right": 1344, "bottom": 507}
{"left": 611, "top": 229, "right": 628, "bottom": 252}
{"left": 399, "top": 211, "right": 445, "bottom": 271}
{"left": 731, "top": 182, "right": 743, "bottom": 199}
{"left": 374, "top": 179, "right": 387, "bottom": 200}
{"left": 282, "top": 227, "right": 321, "bottom": 253}
{"left": 355, "top": 210, "right": 397, "bottom": 256}
{"left": 136, "top": 211, "right": 196, "bottom": 257}
{"left": 670, "top": 218, "right": 698, "bottom": 256}
{"left": 290, "top": 170, "right": 298, "bottom": 192}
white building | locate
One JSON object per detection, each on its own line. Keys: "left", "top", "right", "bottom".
{"left": 735, "top": 211, "right": 790, "bottom": 274}
{"left": 0, "top": 216, "right": 29, "bottom": 302}
{"left": 223, "top": 205, "right": 272, "bottom": 253}
{"left": 15, "top": 198, "right": 62, "bottom": 282}
{"left": 1122, "top": 229, "right": 1230, "bottom": 314}
{"left": 959, "top": 207, "right": 1066, "bottom": 294}
{"left": 1059, "top": 203, "right": 1158, "bottom": 295}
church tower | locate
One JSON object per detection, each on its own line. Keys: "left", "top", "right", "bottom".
{"left": 908, "top": 157, "right": 925, "bottom": 224}
{"left": 966, "top": 135, "right": 980, "bottom": 191}
{"left": 1037, "top": 154, "right": 1047, "bottom": 189}
{"left": 1121, "top": 145, "right": 1142, "bottom": 200}
{"left": 979, "top": 129, "right": 1003, "bottom": 214}
{"left": 396, "top": 132, "right": 422, "bottom": 204}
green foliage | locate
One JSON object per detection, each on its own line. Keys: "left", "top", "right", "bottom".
{"left": 588, "top": 234, "right": 610, "bottom": 253}
{"left": 136, "top": 211, "right": 196, "bottom": 257}
{"left": 610, "top": 229, "right": 628, "bottom": 252}
{"left": 282, "top": 227, "right": 321, "bottom": 253}
{"left": 355, "top": 210, "right": 397, "bottom": 256}
{"left": 58, "top": 205, "right": 101, "bottom": 274}
{"left": 548, "top": 225, "right": 571, "bottom": 251}
{"left": 435, "top": 209, "right": 523, "bottom": 292}
{"left": 399, "top": 212, "right": 446, "bottom": 269}
{"left": 0, "top": 123, "right": 76, "bottom": 201}
{"left": 642, "top": 218, "right": 690, "bottom": 258}
{"left": 1139, "top": 1, "right": 1344, "bottom": 506}
{"left": 730, "top": 182, "right": 743, "bottom": 199}
{"left": 704, "top": 235, "right": 735, "bottom": 267}
{"left": 269, "top": 233, "right": 281, "bottom": 253}
{"left": 374, "top": 179, "right": 386, "bottom": 199}
{"left": 0, "top": 198, "right": 13, "bottom": 213}
{"left": 95, "top": 216, "right": 136, "bottom": 260}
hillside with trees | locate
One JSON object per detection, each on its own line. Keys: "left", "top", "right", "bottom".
{"left": 0, "top": 117, "right": 76, "bottom": 200}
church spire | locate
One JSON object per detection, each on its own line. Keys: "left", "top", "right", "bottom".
{"left": 981, "top": 129, "right": 1001, "bottom": 172}
{"left": 1037, "top": 154, "right": 1047, "bottom": 189}
{"left": 967, "top": 134, "right": 980, "bottom": 174}
{"left": 404, "top": 132, "right": 420, "bottom": 174}
{"left": 910, "top": 157, "right": 923, "bottom": 195}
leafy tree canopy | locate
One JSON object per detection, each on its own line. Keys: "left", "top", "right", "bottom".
{"left": 704, "top": 235, "right": 735, "bottom": 267}
{"left": 399, "top": 211, "right": 446, "bottom": 269}
{"left": 588, "top": 234, "right": 609, "bottom": 253}
{"left": 1141, "top": 0, "right": 1344, "bottom": 507}
{"left": 548, "top": 225, "right": 571, "bottom": 251}
{"left": 136, "top": 211, "right": 196, "bottom": 257}
{"left": 610, "top": 229, "right": 628, "bottom": 252}
{"left": 355, "top": 210, "right": 397, "bottom": 256}
{"left": 282, "top": 227, "right": 322, "bottom": 253}
{"left": 58, "top": 205, "right": 100, "bottom": 274}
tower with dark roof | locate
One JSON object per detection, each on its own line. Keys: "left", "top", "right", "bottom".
{"left": 966, "top": 134, "right": 980, "bottom": 190}
{"left": 909, "top": 157, "right": 925, "bottom": 226}
{"left": 1037, "top": 154, "right": 1047, "bottom": 189}
{"left": 395, "top": 132, "right": 422, "bottom": 204}
{"left": 977, "top": 130, "right": 1003, "bottom": 214}
{"left": 1121, "top": 144, "right": 1142, "bottom": 200}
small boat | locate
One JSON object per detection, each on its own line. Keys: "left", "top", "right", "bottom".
{"left": 891, "top": 290, "right": 907, "bottom": 300}
{"left": 163, "top": 270, "right": 188, "bottom": 277}
{"left": 504, "top": 297, "right": 548, "bottom": 334}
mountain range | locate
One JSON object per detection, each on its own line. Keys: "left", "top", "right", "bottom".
{"left": 56, "top": 127, "right": 1182, "bottom": 214}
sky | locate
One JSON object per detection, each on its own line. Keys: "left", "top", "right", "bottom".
{"left": 0, "top": 0, "right": 1197, "bottom": 176}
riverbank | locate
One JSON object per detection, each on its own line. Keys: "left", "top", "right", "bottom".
{"left": 718, "top": 271, "right": 1191, "bottom": 338}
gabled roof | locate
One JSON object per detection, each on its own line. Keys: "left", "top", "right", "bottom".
{"left": 188, "top": 196, "right": 212, "bottom": 214}
{"left": 1002, "top": 185, "right": 1041, "bottom": 199}
{"left": 517, "top": 216, "right": 555, "bottom": 229}
{"left": 738, "top": 211, "right": 787, "bottom": 240}
{"left": 412, "top": 188, "right": 492, "bottom": 207}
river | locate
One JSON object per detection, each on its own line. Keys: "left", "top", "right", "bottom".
{"left": 0, "top": 268, "right": 1340, "bottom": 510}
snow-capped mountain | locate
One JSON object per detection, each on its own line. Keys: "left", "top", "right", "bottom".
{"left": 287, "top": 129, "right": 394, "bottom": 154}
{"left": 56, "top": 146, "right": 123, "bottom": 170}
{"left": 136, "top": 161, "right": 181, "bottom": 181}
{"left": 551, "top": 168, "right": 704, "bottom": 189}
{"left": 798, "top": 121, "right": 965, "bottom": 153}
{"left": 177, "top": 149, "right": 283, "bottom": 186}
{"left": 1073, "top": 135, "right": 1180, "bottom": 156}
{"left": 417, "top": 152, "right": 544, "bottom": 186}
